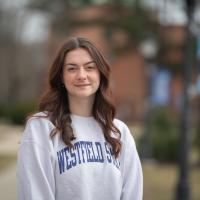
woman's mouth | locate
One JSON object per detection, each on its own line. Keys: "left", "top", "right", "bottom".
{"left": 75, "top": 84, "right": 90, "bottom": 87}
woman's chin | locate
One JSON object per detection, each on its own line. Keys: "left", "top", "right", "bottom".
{"left": 69, "top": 92, "right": 95, "bottom": 100}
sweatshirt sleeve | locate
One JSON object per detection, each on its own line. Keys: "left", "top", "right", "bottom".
{"left": 120, "top": 123, "right": 143, "bottom": 200}
{"left": 16, "top": 117, "right": 56, "bottom": 200}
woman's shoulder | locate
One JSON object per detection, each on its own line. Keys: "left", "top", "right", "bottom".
{"left": 32, "top": 111, "right": 49, "bottom": 118}
{"left": 113, "top": 118, "right": 129, "bottom": 130}
{"left": 26, "top": 111, "right": 55, "bottom": 129}
{"left": 21, "top": 112, "right": 55, "bottom": 144}
{"left": 113, "top": 118, "right": 135, "bottom": 142}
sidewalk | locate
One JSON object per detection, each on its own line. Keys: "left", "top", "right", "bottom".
{"left": 0, "top": 123, "right": 22, "bottom": 155}
{"left": 0, "top": 123, "right": 23, "bottom": 200}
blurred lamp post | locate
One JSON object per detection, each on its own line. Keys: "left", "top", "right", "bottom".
{"left": 197, "top": 34, "right": 200, "bottom": 94}
{"left": 139, "top": 38, "right": 158, "bottom": 159}
{"left": 176, "top": 0, "right": 195, "bottom": 200}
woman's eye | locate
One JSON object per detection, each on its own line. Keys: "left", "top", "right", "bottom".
{"left": 68, "top": 68, "right": 74, "bottom": 71}
{"left": 86, "top": 65, "right": 96, "bottom": 70}
{"left": 67, "top": 67, "right": 76, "bottom": 71}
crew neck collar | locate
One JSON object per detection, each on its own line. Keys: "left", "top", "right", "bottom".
{"left": 70, "top": 114, "right": 94, "bottom": 120}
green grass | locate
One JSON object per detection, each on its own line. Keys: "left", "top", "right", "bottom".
{"left": 143, "top": 161, "right": 200, "bottom": 200}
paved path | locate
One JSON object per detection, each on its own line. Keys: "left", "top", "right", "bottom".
{"left": 0, "top": 123, "right": 23, "bottom": 200}
{"left": 0, "top": 164, "right": 17, "bottom": 200}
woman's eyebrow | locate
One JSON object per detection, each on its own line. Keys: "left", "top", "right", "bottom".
{"left": 64, "top": 60, "right": 95, "bottom": 66}
{"left": 64, "top": 63, "right": 77, "bottom": 66}
{"left": 84, "top": 61, "right": 95, "bottom": 65}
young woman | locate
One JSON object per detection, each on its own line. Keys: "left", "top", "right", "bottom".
{"left": 16, "top": 37, "right": 143, "bottom": 200}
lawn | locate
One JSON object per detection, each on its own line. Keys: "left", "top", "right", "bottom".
{"left": 143, "top": 161, "right": 200, "bottom": 200}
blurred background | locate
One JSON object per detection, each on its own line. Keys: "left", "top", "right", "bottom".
{"left": 0, "top": 0, "right": 200, "bottom": 199}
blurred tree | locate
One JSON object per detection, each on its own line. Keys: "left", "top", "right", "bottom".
{"left": 138, "top": 106, "right": 179, "bottom": 162}
{"left": 0, "top": 1, "right": 49, "bottom": 119}
{"left": 0, "top": 5, "right": 21, "bottom": 103}
{"left": 24, "top": 0, "right": 158, "bottom": 44}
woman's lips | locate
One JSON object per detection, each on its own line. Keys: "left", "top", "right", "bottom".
{"left": 74, "top": 84, "right": 91, "bottom": 87}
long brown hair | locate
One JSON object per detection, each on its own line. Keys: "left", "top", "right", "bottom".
{"left": 39, "top": 37, "right": 121, "bottom": 157}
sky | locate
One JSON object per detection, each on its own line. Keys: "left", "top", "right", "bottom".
{"left": 142, "top": 0, "right": 187, "bottom": 25}
{"left": 20, "top": 11, "right": 50, "bottom": 44}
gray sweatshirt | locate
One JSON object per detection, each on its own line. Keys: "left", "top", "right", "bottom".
{"left": 16, "top": 112, "right": 143, "bottom": 200}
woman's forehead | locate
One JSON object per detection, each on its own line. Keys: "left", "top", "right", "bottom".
{"left": 64, "top": 48, "right": 93, "bottom": 62}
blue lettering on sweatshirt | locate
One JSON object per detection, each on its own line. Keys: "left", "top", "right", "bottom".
{"left": 70, "top": 147, "right": 76, "bottom": 167}
{"left": 95, "top": 142, "right": 104, "bottom": 163}
{"left": 57, "top": 140, "right": 120, "bottom": 174}
{"left": 104, "top": 142, "right": 120, "bottom": 169}
{"left": 57, "top": 149, "right": 65, "bottom": 174}
{"left": 85, "top": 141, "right": 94, "bottom": 162}
{"left": 64, "top": 147, "right": 72, "bottom": 170}
{"left": 74, "top": 142, "right": 81, "bottom": 164}
{"left": 105, "top": 142, "right": 112, "bottom": 163}
{"left": 80, "top": 141, "right": 86, "bottom": 163}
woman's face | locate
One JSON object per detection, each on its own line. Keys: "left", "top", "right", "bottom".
{"left": 62, "top": 48, "right": 100, "bottom": 101}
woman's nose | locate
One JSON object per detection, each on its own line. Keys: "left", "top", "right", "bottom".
{"left": 77, "top": 68, "right": 87, "bottom": 80}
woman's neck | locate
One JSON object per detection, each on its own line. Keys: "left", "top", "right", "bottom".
{"left": 68, "top": 96, "right": 94, "bottom": 117}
